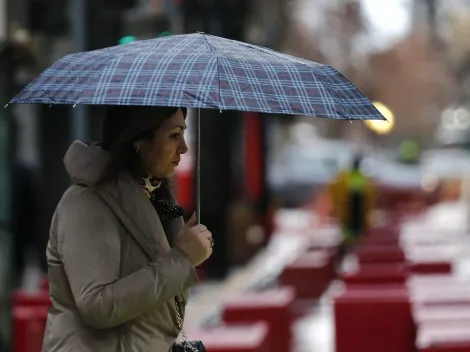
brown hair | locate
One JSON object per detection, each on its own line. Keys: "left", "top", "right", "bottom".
{"left": 96, "top": 106, "right": 187, "bottom": 195}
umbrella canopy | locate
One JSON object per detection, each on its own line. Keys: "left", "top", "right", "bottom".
{"left": 8, "top": 32, "right": 385, "bottom": 224}
{"left": 9, "top": 32, "right": 384, "bottom": 121}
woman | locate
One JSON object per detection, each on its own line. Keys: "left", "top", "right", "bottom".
{"left": 43, "top": 106, "right": 213, "bottom": 352}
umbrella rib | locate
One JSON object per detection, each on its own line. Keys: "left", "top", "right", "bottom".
{"left": 201, "top": 34, "right": 222, "bottom": 108}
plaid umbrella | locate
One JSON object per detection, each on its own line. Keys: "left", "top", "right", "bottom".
{"left": 8, "top": 32, "right": 385, "bottom": 222}
{"left": 9, "top": 32, "right": 384, "bottom": 121}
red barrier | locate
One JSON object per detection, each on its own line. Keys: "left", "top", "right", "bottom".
{"left": 12, "top": 290, "right": 51, "bottom": 308}
{"left": 366, "top": 227, "right": 400, "bottom": 238}
{"left": 359, "top": 236, "right": 400, "bottom": 246}
{"left": 345, "top": 283, "right": 407, "bottom": 291}
{"left": 222, "top": 287, "right": 295, "bottom": 352}
{"left": 334, "top": 287, "right": 415, "bottom": 352}
{"left": 280, "top": 250, "right": 334, "bottom": 299}
{"left": 408, "top": 261, "right": 452, "bottom": 275}
{"left": 359, "top": 229, "right": 400, "bottom": 246}
{"left": 341, "top": 263, "right": 408, "bottom": 286}
{"left": 356, "top": 245, "right": 405, "bottom": 264}
{"left": 13, "top": 306, "right": 48, "bottom": 352}
{"left": 187, "top": 323, "right": 270, "bottom": 352}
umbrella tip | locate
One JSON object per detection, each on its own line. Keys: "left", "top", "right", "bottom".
{"left": 4, "top": 103, "right": 9, "bottom": 108}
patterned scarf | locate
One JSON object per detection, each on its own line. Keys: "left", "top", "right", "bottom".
{"left": 140, "top": 173, "right": 184, "bottom": 221}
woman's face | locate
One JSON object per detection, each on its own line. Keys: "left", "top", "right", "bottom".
{"left": 135, "top": 109, "right": 188, "bottom": 178}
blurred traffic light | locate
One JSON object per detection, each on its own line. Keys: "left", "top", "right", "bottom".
{"left": 399, "top": 139, "right": 421, "bottom": 164}
{"left": 158, "top": 31, "right": 172, "bottom": 37}
{"left": 119, "top": 36, "right": 137, "bottom": 45}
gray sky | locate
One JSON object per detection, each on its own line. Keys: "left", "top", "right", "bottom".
{"left": 361, "top": 0, "right": 413, "bottom": 49}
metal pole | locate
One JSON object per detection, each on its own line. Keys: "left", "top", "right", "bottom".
{"left": 0, "top": 0, "right": 6, "bottom": 41}
{"left": 196, "top": 108, "right": 201, "bottom": 224}
{"left": 71, "top": 0, "right": 88, "bottom": 141}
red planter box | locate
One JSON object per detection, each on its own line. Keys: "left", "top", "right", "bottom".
{"left": 280, "top": 250, "right": 334, "bottom": 299}
{"left": 356, "top": 245, "right": 405, "bottom": 264}
{"left": 408, "top": 261, "right": 452, "bottom": 275}
{"left": 222, "top": 287, "right": 295, "bottom": 352}
{"left": 341, "top": 263, "right": 408, "bottom": 286}
{"left": 334, "top": 287, "right": 415, "bottom": 352}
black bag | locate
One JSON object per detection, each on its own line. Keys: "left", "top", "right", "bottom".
{"left": 171, "top": 340, "right": 206, "bottom": 352}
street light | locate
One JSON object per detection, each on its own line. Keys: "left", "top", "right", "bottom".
{"left": 364, "top": 101, "right": 395, "bottom": 135}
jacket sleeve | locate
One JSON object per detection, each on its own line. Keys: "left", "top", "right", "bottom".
{"left": 56, "top": 189, "right": 199, "bottom": 330}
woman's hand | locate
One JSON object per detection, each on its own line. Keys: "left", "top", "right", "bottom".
{"left": 175, "top": 213, "right": 213, "bottom": 267}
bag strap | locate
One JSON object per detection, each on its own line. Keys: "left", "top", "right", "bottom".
{"left": 175, "top": 301, "right": 199, "bottom": 352}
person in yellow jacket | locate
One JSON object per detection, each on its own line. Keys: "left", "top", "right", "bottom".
{"left": 328, "top": 154, "right": 376, "bottom": 246}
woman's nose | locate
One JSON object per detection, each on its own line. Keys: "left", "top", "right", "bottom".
{"left": 179, "top": 137, "right": 189, "bottom": 154}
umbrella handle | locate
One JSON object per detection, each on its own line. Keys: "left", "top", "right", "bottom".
{"left": 196, "top": 108, "right": 201, "bottom": 224}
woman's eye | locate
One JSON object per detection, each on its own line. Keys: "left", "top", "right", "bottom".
{"left": 170, "top": 133, "right": 181, "bottom": 139}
